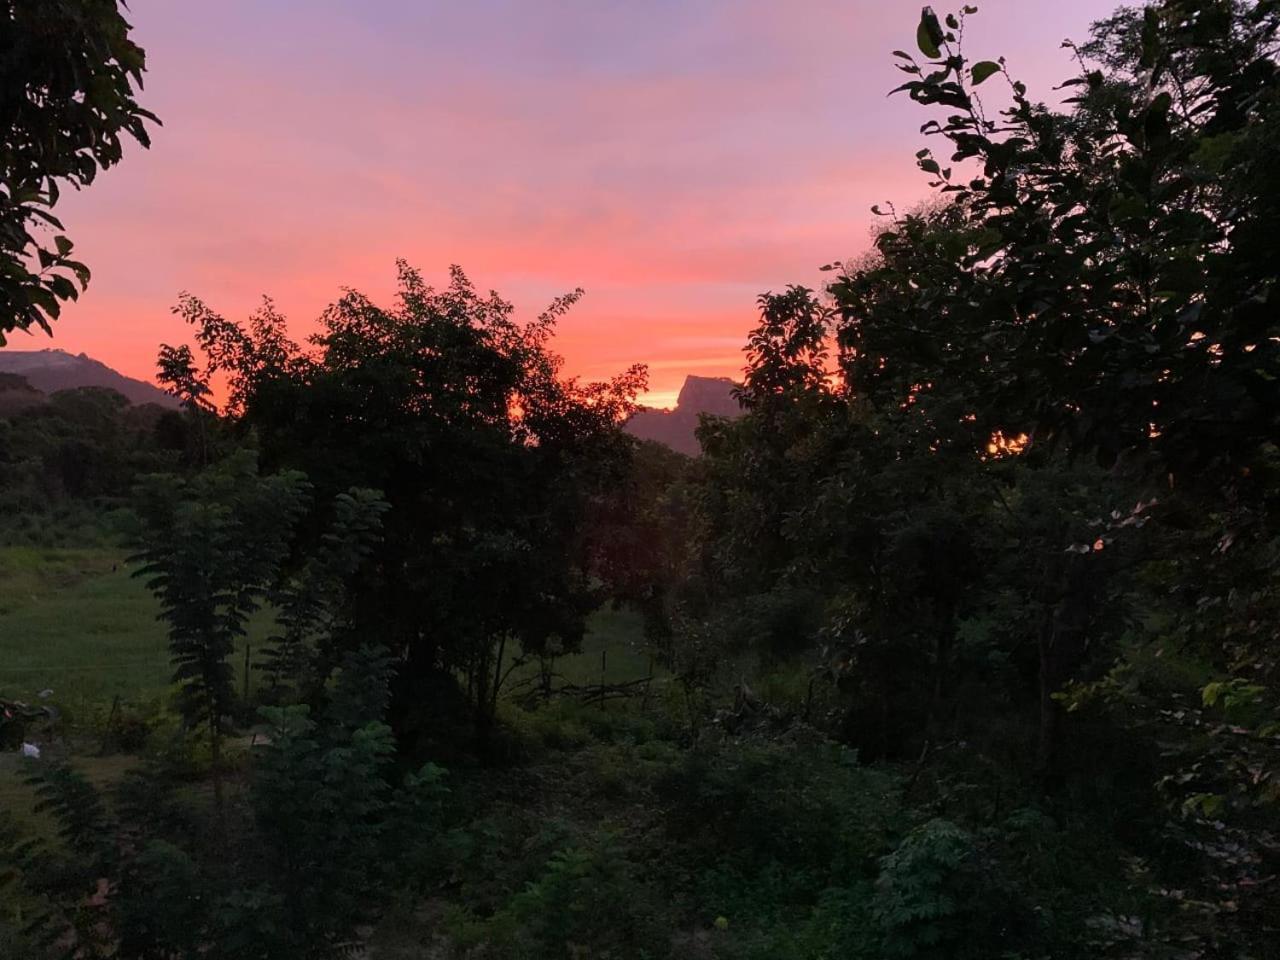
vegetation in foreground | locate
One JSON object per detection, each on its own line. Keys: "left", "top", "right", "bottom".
{"left": 3, "top": 1, "right": 1279, "bottom": 958}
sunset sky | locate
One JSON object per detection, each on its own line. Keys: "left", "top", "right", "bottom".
{"left": 30, "top": 0, "right": 1117, "bottom": 408}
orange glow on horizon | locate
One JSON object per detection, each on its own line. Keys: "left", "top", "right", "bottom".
{"left": 11, "top": 0, "right": 1119, "bottom": 405}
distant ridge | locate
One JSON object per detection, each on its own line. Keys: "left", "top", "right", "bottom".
{"left": 0, "top": 349, "right": 177, "bottom": 408}
{"left": 625, "top": 375, "right": 743, "bottom": 456}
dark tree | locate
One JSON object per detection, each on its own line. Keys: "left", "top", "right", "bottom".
{"left": 1, "top": 0, "right": 157, "bottom": 339}
{"left": 133, "top": 453, "right": 310, "bottom": 810}
{"left": 163, "top": 263, "right": 646, "bottom": 753}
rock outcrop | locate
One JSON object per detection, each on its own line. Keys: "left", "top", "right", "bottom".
{"left": 625, "top": 375, "right": 742, "bottom": 455}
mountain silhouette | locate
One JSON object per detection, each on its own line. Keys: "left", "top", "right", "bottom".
{"left": 0, "top": 349, "right": 177, "bottom": 408}
{"left": 625, "top": 375, "right": 742, "bottom": 455}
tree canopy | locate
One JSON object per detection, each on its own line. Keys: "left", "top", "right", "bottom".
{"left": 1, "top": 0, "right": 157, "bottom": 339}
{"left": 162, "top": 262, "right": 646, "bottom": 749}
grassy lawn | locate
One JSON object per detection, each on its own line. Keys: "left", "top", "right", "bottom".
{"left": 0, "top": 546, "right": 171, "bottom": 709}
{"left": 554, "top": 604, "right": 654, "bottom": 683}
{"left": 505, "top": 603, "right": 658, "bottom": 697}
{"left": 1, "top": 546, "right": 656, "bottom": 712}
{"left": 0, "top": 546, "right": 275, "bottom": 715}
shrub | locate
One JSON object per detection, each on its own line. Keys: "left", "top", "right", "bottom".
{"left": 872, "top": 819, "right": 1034, "bottom": 960}
{"left": 658, "top": 739, "right": 899, "bottom": 885}
{"left": 485, "top": 834, "right": 665, "bottom": 960}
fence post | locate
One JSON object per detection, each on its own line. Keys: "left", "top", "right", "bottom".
{"left": 599, "top": 650, "right": 607, "bottom": 710}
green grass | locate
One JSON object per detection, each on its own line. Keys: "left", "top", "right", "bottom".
{"left": 1, "top": 546, "right": 656, "bottom": 714}
{"left": 0, "top": 546, "right": 273, "bottom": 713}
{"left": 557, "top": 604, "right": 655, "bottom": 683}
{"left": 506, "top": 604, "right": 658, "bottom": 695}
{"left": 0, "top": 546, "right": 171, "bottom": 708}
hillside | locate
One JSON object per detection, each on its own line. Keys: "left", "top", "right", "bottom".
{"left": 0, "top": 349, "right": 177, "bottom": 408}
{"left": 625, "top": 375, "right": 742, "bottom": 455}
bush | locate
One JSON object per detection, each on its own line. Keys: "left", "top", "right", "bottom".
{"left": 658, "top": 739, "right": 899, "bottom": 884}
{"left": 467, "top": 833, "right": 665, "bottom": 960}
{"left": 872, "top": 819, "right": 1035, "bottom": 960}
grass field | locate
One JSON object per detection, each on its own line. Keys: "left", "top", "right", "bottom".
{"left": 0, "top": 547, "right": 171, "bottom": 708}
{"left": 0, "top": 546, "right": 286, "bottom": 717}
{"left": 516, "top": 603, "right": 655, "bottom": 688}
{"left": 1, "top": 543, "right": 656, "bottom": 847}
{"left": 0, "top": 546, "right": 655, "bottom": 713}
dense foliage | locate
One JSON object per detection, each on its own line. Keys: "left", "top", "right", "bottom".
{"left": 654, "top": 2, "right": 1280, "bottom": 955}
{"left": 0, "top": 0, "right": 156, "bottom": 338}
{"left": 161, "top": 262, "right": 646, "bottom": 751}
{"left": 0, "top": 379, "right": 181, "bottom": 542}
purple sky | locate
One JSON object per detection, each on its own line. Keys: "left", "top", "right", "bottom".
{"left": 35, "top": 0, "right": 1120, "bottom": 406}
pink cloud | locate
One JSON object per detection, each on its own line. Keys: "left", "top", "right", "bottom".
{"left": 36, "top": 0, "right": 1120, "bottom": 410}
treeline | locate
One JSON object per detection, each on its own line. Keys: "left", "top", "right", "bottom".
{"left": 0, "top": 376, "right": 194, "bottom": 543}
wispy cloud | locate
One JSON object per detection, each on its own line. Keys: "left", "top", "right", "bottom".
{"left": 47, "top": 0, "right": 1120, "bottom": 402}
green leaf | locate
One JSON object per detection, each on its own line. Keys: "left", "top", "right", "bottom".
{"left": 49, "top": 276, "right": 78, "bottom": 301}
{"left": 70, "top": 260, "right": 92, "bottom": 288}
{"left": 29, "top": 287, "right": 61, "bottom": 318}
{"left": 971, "top": 61, "right": 1000, "bottom": 85}
{"left": 1182, "top": 792, "right": 1224, "bottom": 819}
{"left": 917, "top": 12, "right": 943, "bottom": 59}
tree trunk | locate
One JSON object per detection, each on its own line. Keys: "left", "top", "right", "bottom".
{"left": 1036, "top": 616, "right": 1058, "bottom": 777}
{"left": 1037, "top": 570, "right": 1091, "bottom": 788}
{"left": 210, "top": 717, "right": 224, "bottom": 815}
{"left": 488, "top": 633, "right": 507, "bottom": 725}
